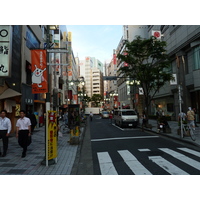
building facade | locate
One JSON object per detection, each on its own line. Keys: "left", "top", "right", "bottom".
{"left": 148, "top": 25, "right": 200, "bottom": 121}
{"left": 116, "top": 25, "right": 148, "bottom": 111}
{"left": 80, "top": 57, "right": 104, "bottom": 98}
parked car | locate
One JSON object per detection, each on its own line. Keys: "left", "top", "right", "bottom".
{"left": 113, "top": 109, "right": 138, "bottom": 128}
{"left": 101, "top": 111, "right": 109, "bottom": 119}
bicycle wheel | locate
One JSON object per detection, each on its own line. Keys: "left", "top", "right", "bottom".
{"left": 190, "top": 128, "right": 196, "bottom": 141}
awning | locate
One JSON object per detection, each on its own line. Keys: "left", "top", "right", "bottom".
{"left": 0, "top": 88, "right": 22, "bottom": 100}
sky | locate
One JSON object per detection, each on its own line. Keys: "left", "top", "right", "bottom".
{"left": 66, "top": 25, "right": 123, "bottom": 63}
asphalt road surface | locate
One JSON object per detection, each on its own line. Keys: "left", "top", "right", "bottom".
{"left": 90, "top": 115, "right": 200, "bottom": 175}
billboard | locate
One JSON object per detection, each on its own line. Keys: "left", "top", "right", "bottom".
{"left": 0, "top": 25, "right": 12, "bottom": 77}
{"left": 31, "top": 50, "right": 48, "bottom": 94}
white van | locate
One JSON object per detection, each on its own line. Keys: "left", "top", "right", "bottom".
{"left": 114, "top": 109, "right": 138, "bottom": 128}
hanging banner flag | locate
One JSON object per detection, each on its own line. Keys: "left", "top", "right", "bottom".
{"left": 113, "top": 53, "right": 117, "bottom": 65}
{"left": 31, "top": 50, "right": 48, "bottom": 94}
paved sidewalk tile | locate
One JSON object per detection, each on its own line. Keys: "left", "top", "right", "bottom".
{"left": 0, "top": 126, "right": 78, "bottom": 175}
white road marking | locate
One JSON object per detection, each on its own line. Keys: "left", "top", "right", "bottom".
{"left": 112, "top": 124, "right": 140, "bottom": 131}
{"left": 118, "top": 150, "right": 152, "bottom": 175}
{"left": 97, "top": 152, "right": 118, "bottom": 175}
{"left": 91, "top": 136, "right": 159, "bottom": 142}
{"left": 159, "top": 148, "right": 200, "bottom": 170}
{"left": 149, "top": 156, "right": 189, "bottom": 175}
{"left": 178, "top": 148, "right": 200, "bottom": 157}
{"left": 138, "top": 149, "right": 151, "bottom": 152}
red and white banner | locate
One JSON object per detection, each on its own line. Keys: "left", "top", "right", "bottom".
{"left": 31, "top": 50, "right": 48, "bottom": 94}
{"left": 113, "top": 54, "right": 117, "bottom": 65}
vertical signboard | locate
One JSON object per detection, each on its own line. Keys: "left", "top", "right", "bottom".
{"left": 47, "top": 111, "right": 57, "bottom": 160}
{"left": 0, "top": 25, "right": 12, "bottom": 77}
{"left": 31, "top": 50, "right": 48, "bottom": 93}
{"left": 68, "top": 32, "right": 72, "bottom": 81}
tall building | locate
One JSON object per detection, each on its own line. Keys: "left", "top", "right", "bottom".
{"left": 80, "top": 57, "right": 104, "bottom": 100}
{"left": 116, "top": 25, "right": 148, "bottom": 110}
{"left": 0, "top": 25, "right": 46, "bottom": 131}
{"left": 148, "top": 25, "right": 200, "bottom": 121}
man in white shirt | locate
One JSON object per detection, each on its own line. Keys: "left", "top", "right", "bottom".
{"left": 16, "top": 110, "right": 32, "bottom": 158}
{"left": 0, "top": 110, "right": 11, "bottom": 157}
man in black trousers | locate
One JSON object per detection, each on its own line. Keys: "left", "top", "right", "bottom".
{"left": 0, "top": 110, "right": 11, "bottom": 157}
{"left": 16, "top": 110, "right": 32, "bottom": 158}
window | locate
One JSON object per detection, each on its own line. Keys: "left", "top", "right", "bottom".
{"left": 26, "top": 26, "right": 40, "bottom": 49}
{"left": 26, "top": 61, "right": 32, "bottom": 85}
{"left": 194, "top": 46, "right": 200, "bottom": 70}
{"left": 122, "top": 111, "right": 137, "bottom": 115}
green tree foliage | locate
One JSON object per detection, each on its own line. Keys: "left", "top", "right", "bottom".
{"left": 117, "top": 36, "right": 174, "bottom": 118}
{"left": 91, "top": 94, "right": 103, "bottom": 107}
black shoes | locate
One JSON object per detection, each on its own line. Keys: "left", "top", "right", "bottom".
{"left": 2, "top": 152, "right": 6, "bottom": 157}
{"left": 0, "top": 152, "right": 6, "bottom": 157}
{"left": 21, "top": 152, "right": 26, "bottom": 158}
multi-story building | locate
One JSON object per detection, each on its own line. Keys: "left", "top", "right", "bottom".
{"left": 116, "top": 25, "right": 148, "bottom": 111}
{"left": 0, "top": 25, "right": 46, "bottom": 131}
{"left": 0, "top": 25, "right": 79, "bottom": 132}
{"left": 80, "top": 57, "right": 104, "bottom": 99}
{"left": 92, "top": 67, "right": 103, "bottom": 97}
{"left": 106, "top": 53, "right": 118, "bottom": 109}
{"left": 148, "top": 25, "right": 200, "bottom": 121}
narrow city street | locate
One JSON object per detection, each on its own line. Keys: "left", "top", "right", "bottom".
{"left": 89, "top": 115, "right": 200, "bottom": 175}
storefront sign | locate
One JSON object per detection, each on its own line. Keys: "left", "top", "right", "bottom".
{"left": 0, "top": 25, "right": 12, "bottom": 77}
{"left": 47, "top": 111, "right": 57, "bottom": 160}
{"left": 31, "top": 50, "right": 48, "bottom": 94}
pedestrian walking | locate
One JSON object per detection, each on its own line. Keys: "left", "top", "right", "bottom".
{"left": 187, "top": 107, "right": 195, "bottom": 131}
{"left": 141, "top": 110, "right": 147, "bottom": 132}
{"left": 109, "top": 112, "right": 113, "bottom": 124}
{"left": 27, "top": 110, "right": 37, "bottom": 133}
{"left": 156, "top": 109, "right": 160, "bottom": 123}
{"left": 0, "top": 110, "right": 11, "bottom": 157}
{"left": 178, "top": 110, "right": 187, "bottom": 125}
{"left": 16, "top": 110, "right": 32, "bottom": 158}
{"left": 89, "top": 112, "right": 93, "bottom": 121}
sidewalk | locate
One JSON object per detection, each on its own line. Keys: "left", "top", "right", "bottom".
{"left": 142, "top": 119, "right": 200, "bottom": 147}
{"left": 0, "top": 124, "right": 85, "bottom": 175}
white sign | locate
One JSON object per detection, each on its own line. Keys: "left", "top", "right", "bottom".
{"left": 0, "top": 25, "right": 11, "bottom": 77}
{"left": 152, "top": 30, "right": 162, "bottom": 40}
{"left": 139, "top": 87, "right": 144, "bottom": 95}
{"left": 170, "top": 74, "right": 177, "bottom": 85}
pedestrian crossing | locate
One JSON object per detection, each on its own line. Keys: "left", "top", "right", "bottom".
{"left": 96, "top": 147, "right": 200, "bottom": 175}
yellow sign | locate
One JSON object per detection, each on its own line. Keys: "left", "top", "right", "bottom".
{"left": 47, "top": 111, "right": 57, "bottom": 160}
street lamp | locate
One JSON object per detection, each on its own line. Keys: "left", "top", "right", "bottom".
{"left": 126, "top": 79, "right": 140, "bottom": 109}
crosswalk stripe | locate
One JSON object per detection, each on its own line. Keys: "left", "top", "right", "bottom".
{"left": 149, "top": 156, "right": 189, "bottom": 175}
{"left": 97, "top": 152, "right": 118, "bottom": 175}
{"left": 159, "top": 148, "right": 200, "bottom": 170}
{"left": 118, "top": 150, "right": 152, "bottom": 175}
{"left": 178, "top": 148, "right": 200, "bottom": 157}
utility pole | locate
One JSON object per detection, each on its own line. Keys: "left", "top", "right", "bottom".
{"left": 41, "top": 25, "right": 55, "bottom": 166}
{"left": 178, "top": 84, "right": 183, "bottom": 138}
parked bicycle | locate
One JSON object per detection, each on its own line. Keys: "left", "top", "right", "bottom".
{"left": 59, "top": 120, "right": 70, "bottom": 134}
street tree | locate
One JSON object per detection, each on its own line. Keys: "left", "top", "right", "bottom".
{"left": 91, "top": 94, "right": 103, "bottom": 107}
{"left": 117, "top": 36, "right": 174, "bottom": 121}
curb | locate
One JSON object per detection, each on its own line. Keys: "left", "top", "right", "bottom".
{"left": 70, "top": 120, "right": 87, "bottom": 175}
{"left": 139, "top": 125, "right": 200, "bottom": 148}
